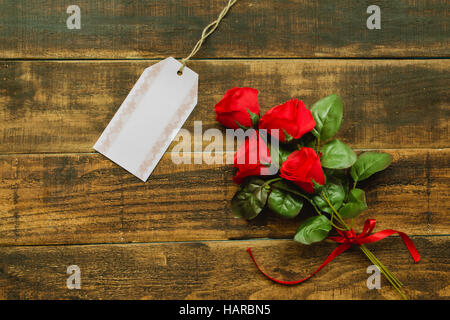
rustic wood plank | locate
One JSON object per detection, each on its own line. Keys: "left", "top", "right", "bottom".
{"left": 0, "top": 149, "right": 448, "bottom": 245}
{"left": 0, "top": 0, "right": 448, "bottom": 59}
{"left": 0, "top": 237, "right": 447, "bottom": 299}
{"left": 0, "top": 59, "right": 448, "bottom": 153}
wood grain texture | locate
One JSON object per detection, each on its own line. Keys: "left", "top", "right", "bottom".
{"left": 0, "top": 149, "right": 448, "bottom": 245}
{"left": 0, "top": 59, "right": 448, "bottom": 154}
{"left": 0, "top": 0, "right": 448, "bottom": 300}
{"left": 0, "top": 237, "right": 448, "bottom": 300}
{"left": 0, "top": 0, "right": 448, "bottom": 59}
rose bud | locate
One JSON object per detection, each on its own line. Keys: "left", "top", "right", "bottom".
{"left": 233, "top": 131, "right": 272, "bottom": 184}
{"left": 259, "top": 99, "right": 315, "bottom": 143}
{"left": 280, "top": 147, "right": 325, "bottom": 193}
{"left": 214, "top": 87, "right": 259, "bottom": 129}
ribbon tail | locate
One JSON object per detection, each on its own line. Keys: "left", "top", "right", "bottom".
{"left": 247, "top": 244, "right": 351, "bottom": 285}
{"left": 397, "top": 231, "right": 421, "bottom": 263}
{"left": 358, "top": 230, "right": 420, "bottom": 263}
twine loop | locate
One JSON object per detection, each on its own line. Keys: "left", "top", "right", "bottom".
{"left": 178, "top": 0, "right": 238, "bottom": 75}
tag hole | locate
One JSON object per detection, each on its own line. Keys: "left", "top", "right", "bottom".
{"left": 177, "top": 70, "right": 183, "bottom": 76}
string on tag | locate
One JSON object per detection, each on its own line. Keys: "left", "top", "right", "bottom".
{"left": 178, "top": 0, "right": 238, "bottom": 75}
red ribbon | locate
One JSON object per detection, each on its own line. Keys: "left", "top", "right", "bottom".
{"left": 247, "top": 219, "right": 420, "bottom": 285}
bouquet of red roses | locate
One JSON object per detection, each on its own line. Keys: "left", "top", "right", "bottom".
{"left": 214, "top": 87, "right": 420, "bottom": 299}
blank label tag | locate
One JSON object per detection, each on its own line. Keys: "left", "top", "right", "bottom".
{"left": 94, "top": 57, "right": 198, "bottom": 181}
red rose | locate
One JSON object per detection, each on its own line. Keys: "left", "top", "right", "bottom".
{"left": 233, "top": 131, "right": 272, "bottom": 184}
{"left": 215, "top": 87, "right": 259, "bottom": 129}
{"left": 280, "top": 147, "right": 325, "bottom": 193}
{"left": 259, "top": 99, "right": 315, "bottom": 143}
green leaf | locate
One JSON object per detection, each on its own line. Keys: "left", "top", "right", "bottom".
{"left": 320, "top": 139, "right": 357, "bottom": 169}
{"left": 231, "top": 178, "right": 269, "bottom": 220}
{"left": 350, "top": 152, "right": 393, "bottom": 182}
{"left": 348, "top": 188, "right": 367, "bottom": 204}
{"left": 339, "top": 188, "right": 368, "bottom": 219}
{"left": 312, "top": 180, "right": 345, "bottom": 214}
{"left": 311, "top": 94, "right": 343, "bottom": 141}
{"left": 294, "top": 215, "right": 332, "bottom": 245}
{"left": 268, "top": 188, "right": 303, "bottom": 218}
{"left": 324, "top": 168, "right": 350, "bottom": 197}
{"left": 272, "top": 180, "right": 306, "bottom": 196}
{"left": 311, "top": 128, "right": 320, "bottom": 139}
{"left": 247, "top": 109, "right": 260, "bottom": 128}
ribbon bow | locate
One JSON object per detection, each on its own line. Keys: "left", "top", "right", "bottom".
{"left": 247, "top": 219, "right": 420, "bottom": 285}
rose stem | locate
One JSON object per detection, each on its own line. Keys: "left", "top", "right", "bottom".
{"left": 321, "top": 191, "right": 407, "bottom": 300}
{"left": 321, "top": 192, "right": 402, "bottom": 287}
{"left": 263, "top": 177, "right": 282, "bottom": 186}
{"left": 321, "top": 192, "right": 401, "bottom": 286}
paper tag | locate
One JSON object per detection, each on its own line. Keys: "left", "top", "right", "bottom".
{"left": 94, "top": 57, "right": 198, "bottom": 181}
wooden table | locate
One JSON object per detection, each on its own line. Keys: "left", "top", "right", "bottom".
{"left": 0, "top": 1, "right": 448, "bottom": 300}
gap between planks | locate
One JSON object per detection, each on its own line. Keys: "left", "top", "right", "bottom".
{"left": 0, "top": 234, "right": 447, "bottom": 249}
